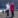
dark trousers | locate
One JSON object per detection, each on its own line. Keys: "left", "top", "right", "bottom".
{"left": 12, "top": 11, "right": 14, "bottom": 17}
{"left": 6, "top": 10, "right": 9, "bottom": 16}
{"left": 9, "top": 11, "right": 14, "bottom": 18}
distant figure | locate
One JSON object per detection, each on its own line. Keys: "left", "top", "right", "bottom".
{"left": 2, "top": 8, "right": 4, "bottom": 14}
{"left": 10, "top": 2, "right": 15, "bottom": 18}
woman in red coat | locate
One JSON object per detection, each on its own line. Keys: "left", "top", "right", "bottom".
{"left": 10, "top": 2, "right": 15, "bottom": 17}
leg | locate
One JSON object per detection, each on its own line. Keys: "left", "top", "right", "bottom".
{"left": 11, "top": 11, "right": 13, "bottom": 17}
{"left": 11, "top": 12, "right": 12, "bottom": 18}
{"left": 7, "top": 10, "right": 9, "bottom": 16}
{"left": 6, "top": 10, "right": 9, "bottom": 18}
{"left": 13, "top": 12, "right": 14, "bottom": 16}
{"left": 12, "top": 11, "right": 14, "bottom": 17}
{"left": 11, "top": 12, "right": 13, "bottom": 18}
{"left": 12, "top": 12, "right": 13, "bottom": 17}
{"left": 7, "top": 13, "right": 9, "bottom": 16}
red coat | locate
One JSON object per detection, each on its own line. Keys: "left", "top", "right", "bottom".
{"left": 10, "top": 3, "right": 14, "bottom": 12}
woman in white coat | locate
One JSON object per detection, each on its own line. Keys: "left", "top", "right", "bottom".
{"left": 5, "top": 3, "right": 10, "bottom": 16}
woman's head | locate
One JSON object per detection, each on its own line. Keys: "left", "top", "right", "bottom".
{"left": 10, "top": 2, "right": 15, "bottom": 6}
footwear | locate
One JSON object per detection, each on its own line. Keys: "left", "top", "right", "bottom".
{"left": 6, "top": 16, "right": 9, "bottom": 18}
{"left": 9, "top": 17, "right": 12, "bottom": 18}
